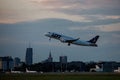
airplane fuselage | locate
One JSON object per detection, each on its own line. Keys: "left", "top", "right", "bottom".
{"left": 45, "top": 32, "right": 99, "bottom": 47}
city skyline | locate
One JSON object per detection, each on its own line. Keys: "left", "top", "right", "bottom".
{"left": 0, "top": 0, "right": 120, "bottom": 63}
{"left": 1, "top": 55, "right": 120, "bottom": 73}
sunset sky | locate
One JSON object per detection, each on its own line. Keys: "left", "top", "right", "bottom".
{"left": 0, "top": 0, "right": 120, "bottom": 63}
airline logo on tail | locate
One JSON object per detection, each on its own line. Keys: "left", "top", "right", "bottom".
{"left": 88, "top": 35, "right": 99, "bottom": 44}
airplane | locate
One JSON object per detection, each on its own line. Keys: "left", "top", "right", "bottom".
{"left": 11, "top": 69, "right": 22, "bottom": 73}
{"left": 114, "top": 67, "right": 120, "bottom": 73}
{"left": 45, "top": 32, "right": 99, "bottom": 47}
{"left": 90, "top": 65, "right": 103, "bottom": 72}
{"left": 26, "top": 68, "right": 37, "bottom": 73}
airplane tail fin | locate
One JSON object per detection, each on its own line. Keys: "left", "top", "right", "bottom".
{"left": 26, "top": 68, "right": 28, "bottom": 72}
{"left": 88, "top": 35, "right": 99, "bottom": 43}
{"left": 95, "top": 65, "right": 100, "bottom": 69}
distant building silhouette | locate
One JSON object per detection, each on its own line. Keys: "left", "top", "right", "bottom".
{"left": 42, "top": 51, "right": 53, "bottom": 63}
{"left": 59, "top": 56, "right": 67, "bottom": 72}
{"left": 25, "top": 47, "right": 33, "bottom": 65}
{"left": 47, "top": 51, "right": 53, "bottom": 62}
{"left": 14, "top": 57, "right": 21, "bottom": 67}
{"left": 102, "top": 62, "right": 116, "bottom": 72}
{"left": 68, "top": 61, "right": 85, "bottom": 72}
{"left": 60, "top": 56, "right": 67, "bottom": 64}
{"left": 0, "top": 56, "right": 14, "bottom": 71}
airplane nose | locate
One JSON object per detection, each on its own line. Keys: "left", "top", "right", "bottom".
{"left": 45, "top": 32, "right": 51, "bottom": 37}
{"left": 44, "top": 33, "right": 48, "bottom": 36}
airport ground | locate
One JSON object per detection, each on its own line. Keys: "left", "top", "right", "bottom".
{"left": 0, "top": 72, "right": 120, "bottom": 80}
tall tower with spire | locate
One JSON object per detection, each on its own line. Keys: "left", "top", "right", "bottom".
{"left": 47, "top": 51, "right": 53, "bottom": 62}
{"left": 25, "top": 43, "right": 33, "bottom": 65}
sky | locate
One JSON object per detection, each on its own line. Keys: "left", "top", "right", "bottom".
{"left": 0, "top": 0, "right": 120, "bottom": 63}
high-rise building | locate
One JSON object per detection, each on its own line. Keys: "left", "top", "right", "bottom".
{"left": 59, "top": 56, "right": 67, "bottom": 72}
{"left": 14, "top": 57, "right": 21, "bottom": 67}
{"left": 25, "top": 47, "right": 33, "bottom": 65}
{"left": 0, "top": 56, "right": 14, "bottom": 71}
{"left": 59, "top": 56, "right": 67, "bottom": 64}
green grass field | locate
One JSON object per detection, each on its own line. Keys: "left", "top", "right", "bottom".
{"left": 1, "top": 72, "right": 120, "bottom": 80}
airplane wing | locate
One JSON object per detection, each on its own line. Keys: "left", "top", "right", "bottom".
{"left": 60, "top": 37, "right": 80, "bottom": 45}
{"left": 65, "top": 38, "right": 80, "bottom": 43}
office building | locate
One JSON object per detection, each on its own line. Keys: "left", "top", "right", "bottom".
{"left": 0, "top": 56, "right": 14, "bottom": 71}
{"left": 25, "top": 47, "right": 33, "bottom": 65}
{"left": 59, "top": 56, "right": 67, "bottom": 64}
{"left": 59, "top": 56, "right": 67, "bottom": 72}
{"left": 14, "top": 57, "right": 21, "bottom": 67}
{"left": 102, "top": 62, "right": 119, "bottom": 72}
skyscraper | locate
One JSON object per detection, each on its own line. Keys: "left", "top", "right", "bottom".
{"left": 0, "top": 56, "right": 14, "bottom": 71}
{"left": 59, "top": 56, "right": 67, "bottom": 64}
{"left": 59, "top": 56, "right": 67, "bottom": 72}
{"left": 25, "top": 47, "right": 33, "bottom": 65}
{"left": 14, "top": 57, "right": 21, "bottom": 67}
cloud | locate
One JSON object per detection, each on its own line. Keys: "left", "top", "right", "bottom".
{"left": 0, "top": 0, "right": 87, "bottom": 23}
{"left": 32, "top": 0, "right": 120, "bottom": 15}
{"left": 98, "top": 24, "right": 120, "bottom": 32}
{"left": 1, "top": 18, "right": 120, "bottom": 33}
{"left": 30, "top": 0, "right": 120, "bottom": 24}
{"left": 69, "top": 18, "right": 120, "bottom": 32}
{"left": 69, "top": 24, "right": 120, "bottom": 32}
{"left": 1, "top": 0, "right": 120, "bottom": 23}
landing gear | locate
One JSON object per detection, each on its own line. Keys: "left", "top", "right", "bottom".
{"left": 49, "top": 38, "right": 51, "bottom": 41}
{"left": 68, "top": 43, "right": 71, "bottom": 46}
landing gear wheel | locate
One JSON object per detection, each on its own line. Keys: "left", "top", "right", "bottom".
{"left": 68, "top": 43, "right": 71, "bottom": 46}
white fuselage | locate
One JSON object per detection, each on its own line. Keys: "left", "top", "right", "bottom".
{"left": 45, "top": 32, "right": 98, "bottom": 47}
{"left": 26, "top": 68, "right": 37, "bottom": 73}
{"left": 60, "top": 35, "right": 92, "bottom": 46}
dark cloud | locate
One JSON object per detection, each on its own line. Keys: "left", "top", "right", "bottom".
{"left": 0, "top": 18, "right": 120, "bottom": 62}
{"left": 55, "top": 0, "right": 120, "bottom": 16}
{"left": 34, "top": 0, "right": 120, "bottom": 16}
{"left": 57, "top": 8, "right": 120, "bottom": 16}
{"left": 1, "top": 18, "right": 120, "bottom": 31}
